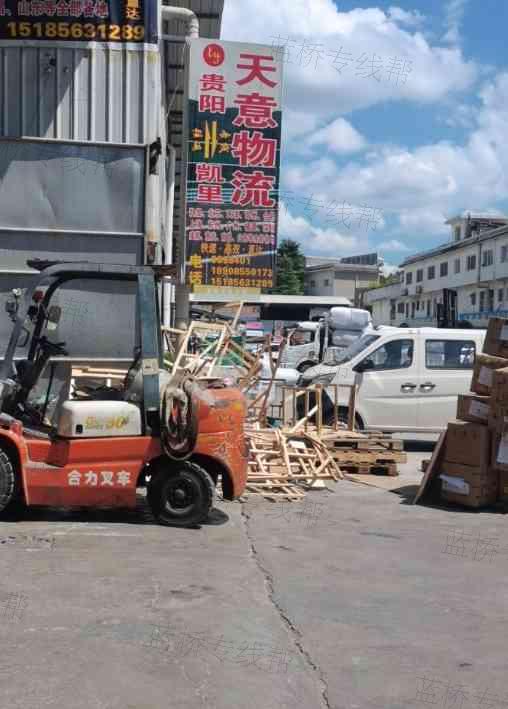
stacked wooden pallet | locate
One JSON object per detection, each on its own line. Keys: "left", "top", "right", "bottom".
{"left": 319, "top": 429, "right": 406, "bottom": 476}
{"left": 245, "top": 427, "right": 342, "bottom": 500}
{"left": 245, "top": 425, "right": 407, "bottom": 500}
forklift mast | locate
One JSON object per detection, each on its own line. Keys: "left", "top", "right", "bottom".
{"left": 436, "top": 288, "right": 458, "bottom": 328}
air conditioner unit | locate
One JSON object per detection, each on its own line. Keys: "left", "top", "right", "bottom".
{"left": 416, "top": 285, "right": 423, "bottom": 294}
{"left": 401, "top": 288, "right": 408, "bottom": 296}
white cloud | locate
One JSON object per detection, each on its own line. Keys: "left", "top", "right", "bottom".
{"left": 222, "top": 0, "right": 478, "bottom": 117}
{"left": 443, "top": 0, "right": 469, "bottom": 45}
{"left": 282, "top": 72, "right": 508, "bottom": 241}
{"left": 377, "top": 239, "right": 410, "bottom": 252}
{"left": 306, "top": 117, "right": 367, "bottom": 155}
{"left": 278, "top": 204, "right": 367, "bottom": 256}
{"left": 388, "top": 6, "right": 425, "bottom": 28}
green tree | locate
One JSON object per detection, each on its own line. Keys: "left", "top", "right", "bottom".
{"left": 273, "top": 239, "right": 305, "bottom": 295}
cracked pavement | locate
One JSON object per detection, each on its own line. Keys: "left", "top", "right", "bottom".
{"left": 1, "top": 461, "right": 508, "bottom": 708}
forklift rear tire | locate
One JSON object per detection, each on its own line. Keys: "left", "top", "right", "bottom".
{"left": 0, "top": 450, "right": 16, "bottom": 514}
{"left": 147, "top": 461, "right": 216, "bottom": 527}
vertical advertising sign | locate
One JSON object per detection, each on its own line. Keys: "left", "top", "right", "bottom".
{"left": 184, "top": 39, "right": 283, "bottom": 295}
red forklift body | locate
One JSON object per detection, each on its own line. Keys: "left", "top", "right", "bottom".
{"left": 0, "top": 387, "right": 247, "bottom": 508}
{"left": 0, "top": 263, "right": 248, "bottom": 525}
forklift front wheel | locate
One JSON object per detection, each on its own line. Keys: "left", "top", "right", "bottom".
{"left": 147, "top": 461, "right": 216, "bottom": 527}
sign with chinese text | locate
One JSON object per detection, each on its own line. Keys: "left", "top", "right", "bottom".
{"left": 0, "top": 0, "right": 157, "bottom": 44}
{"left": 184, "top": 39, "right": 283, "bottom": 294}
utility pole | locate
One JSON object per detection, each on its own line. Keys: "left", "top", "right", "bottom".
{"left": 160, "top": 5, "right": 199, "bottom": 332}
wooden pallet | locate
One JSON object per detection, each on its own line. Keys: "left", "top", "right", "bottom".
{"left": 341, "top": 463, "right": 399, "bottom": 477}
{"left": 245, "top": 427, "right": 342, "bottom": 500}
{"left": 329, "top": 449, "right": 407, "bottom": 465}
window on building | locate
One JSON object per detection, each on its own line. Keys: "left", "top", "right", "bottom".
{"left": 426, "top": 300, "right": 431, "bottom": 317}
{"left": 411, "top": 302, "right": 416, "bottom": 318}
{"left": 310, "top": 280, "right": 316, "bottom": 287}
{"left": 361, "top": 339, "right": 414, "bottom": 371}
{"left": 425, "top": 340, "right": 476, "bottom": 370}
{"left": 440, "top": 262, "right": 448, "bottom": 277}
{"left": 427, "top": 265, "right": 435, "bottom": 280}
{"left": 471, "top": 293, "right": 476, "bottom": 307}
{"left": 482, "top": 250, "right": 494, "bottom": 267}
{"left": 405, "top": 303, "right": 409, "bottom": 318}
{"left": 406, "top": 272, "right": 413, "bottom": 285}
{"left": 416, "top": 269, "right": 423, "bottom": 282}
{"left": 499, "top": 288, "right": 504, "bottom": 303}
{"left": 480, "top": 291, "right": 485, "bottom": 312}
{"left": 323, "top": 279, "right": 330, "bottom": 287}
{"left": 416, "top": 301, "right": 420, "bottom": 311}
{"left": 488, "top": 289, "right": 494, "bottom": 311}
{"left": 501, "top": 245, "right": 508, "bottom": 263}
{"left": 467, "top": 254, "right": 477, "bottom": 271}
{"left": 397, "top": 302, "right": 405, "bottom": 314}
{"left": 454, "top": 258, "right": 461, "bottom": 274}
{"left": 390, "top": 302, "right": 396, "bottom": 320}
{"left": 454, "top": 225, "right": 461, "bottom": 241}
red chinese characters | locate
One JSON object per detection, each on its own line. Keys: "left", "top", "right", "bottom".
{"left": 231, "top": 130, "right": 276, "bottom": 167}
{"left": 196, "top": 163, "right": 225, "bottom": 204}
{"left": 199, "top": 73, "right": 226, "bottom": 115}
{"left": 231, "top": 170, "right": 276, "bottom": 208}
{"left": 233, "top": 93, "right": 278, "bottom": 129}
{"left": 236, "top": 53, "right": 277, "bottom": 87}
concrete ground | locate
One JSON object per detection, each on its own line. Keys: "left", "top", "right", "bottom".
{"left": 1, "top": 443, "right": 507, "bottom": 709}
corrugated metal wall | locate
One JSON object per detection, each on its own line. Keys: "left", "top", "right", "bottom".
{"left": 0, "top": 44, "right": 160, "bottom": 144}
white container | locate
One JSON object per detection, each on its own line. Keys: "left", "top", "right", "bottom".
{"left": 329, "top": 307, "right": 371, "bottom": 331}
{"left": 57, "top": 400, "right": 142, "bottom": 438}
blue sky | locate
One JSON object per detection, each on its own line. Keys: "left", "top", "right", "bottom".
{"left": 222, "top": 0, "right": 508, "bottom": 272}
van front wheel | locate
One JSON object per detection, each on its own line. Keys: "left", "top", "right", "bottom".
{"left": 324, "top": 408, "right": 363, "bottom": 430}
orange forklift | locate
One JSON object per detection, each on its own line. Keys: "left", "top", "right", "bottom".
{"left": 0, "top": 262, "right": 248, "bottom": 526}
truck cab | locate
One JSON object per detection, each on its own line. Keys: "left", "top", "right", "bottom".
{"left": 300, "top": 327, "right": 485, "bottom": 437}
{"left": 280, "top": 322, "right": 323, "bottom": 373}
{"left": 279, "top": 307, "right": 373, "bottom": 373}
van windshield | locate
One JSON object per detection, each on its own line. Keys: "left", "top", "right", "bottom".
{"left": 324, "top": 333, "right": 380, "bottom": 365}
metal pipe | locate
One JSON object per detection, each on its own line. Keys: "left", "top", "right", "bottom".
{"left": 164, "top": 145, "right": 176, "bottom": 332}
{"left": 160, "top": 4, "right": 200, "bottom": 332}
{"left": 160, "top": 5, "right": 199, "bottom": 38}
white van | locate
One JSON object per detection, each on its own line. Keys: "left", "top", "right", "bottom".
{"left": 299, "top": 327, "right": 485, "bottom": 437}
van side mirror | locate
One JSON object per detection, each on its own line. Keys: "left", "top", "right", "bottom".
{"left": 354, "top": 358, "right": 374, "bottom": 373}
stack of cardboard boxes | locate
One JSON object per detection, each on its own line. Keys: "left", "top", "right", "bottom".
{"left": 441, "top": 317, "right": 508, "bottom": 508}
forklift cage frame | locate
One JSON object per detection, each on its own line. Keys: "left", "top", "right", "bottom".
{"left": 0, "top": 262, "right": 174, "bottom": 434}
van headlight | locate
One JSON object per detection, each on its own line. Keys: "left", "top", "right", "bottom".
{"left": 313, "top": 372, "right": 335, "bottom": 386}
{"left": 298, "top": 372, "right": 335, "bottom": 387}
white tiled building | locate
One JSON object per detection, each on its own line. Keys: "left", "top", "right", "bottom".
{"left": 365, "top": 214, "right": 508, "bottom": 327}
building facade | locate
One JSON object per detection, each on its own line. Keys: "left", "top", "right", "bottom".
{"left": 304, "top": 256, "right": 380, "bottom": 306}
{"left": 365, "top": 214, "right": 508, "bottom": 328}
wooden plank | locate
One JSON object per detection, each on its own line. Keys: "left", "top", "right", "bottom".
{"left": 413, "top": 431, "right": 446, "bottom": 505}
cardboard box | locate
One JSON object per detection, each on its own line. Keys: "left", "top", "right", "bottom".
{"left": 483, "top": 317, "right": 508, "bottom": 358}
{"left": 440, "top": 461, "right": 498, "bottom": 508}
{"left": 471, "top": 353, "right": 508, "bottom": 395}
{"left": 498, "top": 469, "right": 508, "bottom": 503}
{"left": 456, "top": 394, "right": 490, "bottom": 424}
{"left": 488, "top": 397, "right": 508, "bottom": 433}
{"left": 445, "top": 421, "right": 490, "bottom": 469}
{"left": 490, "top": 366, "right": 508, "bottom": 403}
{"left": 491, "top": 432, "right": 508, "bottom": 473}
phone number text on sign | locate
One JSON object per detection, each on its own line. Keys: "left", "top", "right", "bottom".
{"left": 0, "top": 0, "right": 154, "bottom": 43}
{"left": 5, "top": 21, "right": 144, "bottom": 39}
